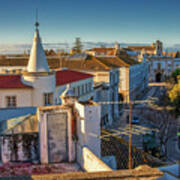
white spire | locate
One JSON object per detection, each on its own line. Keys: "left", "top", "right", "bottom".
{"left": 27, "top": 21, "right": 49, "bottom": 73}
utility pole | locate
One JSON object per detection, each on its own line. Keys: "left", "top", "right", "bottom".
{"left": 128, "top": 100, "right": 133, "bottom": 169}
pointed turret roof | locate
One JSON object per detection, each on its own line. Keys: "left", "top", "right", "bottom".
{"left": 27, "top": 22, "right": 49, "bottom": 73}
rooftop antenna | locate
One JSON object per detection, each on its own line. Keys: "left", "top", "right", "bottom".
{"left": 35, "top": 8, "right": 39, "bottom": 30}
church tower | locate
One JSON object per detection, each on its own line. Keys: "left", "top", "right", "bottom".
{"left": 22, "top": 20, "right": 56, "bottom": 106}
{"left": 114, "top": 42, "right": 120, "bottom": 56}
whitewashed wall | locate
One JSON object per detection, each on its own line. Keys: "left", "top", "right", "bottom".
{"left": 84, "top": 104, "right": 101, "bottom": 157}
{"left": 82, "top": 147, "right": 112, "bottom": 172}
{"left": 93, "top": 85, "right": 109, "bottom": 122}
{"left": 119, "top": 67, "right": 127, "bottom": 91}
{"left": 148, "top": 57, "right": 175, "bottom": 81}
{"left": 129, "top": 61, "right": 149, "bottom": 100}
{"left": 56, "top": 78, "right": 94, "bottom": 104}
{"left": 75, "top": 101, "right": 101, "bottom": 166}
{"left": 0, "top": 89, "right": 32, "bottom": 108}
{"left": 0, "top": 66, "right": 26, "bottom": 73}
{"left": 22, "top": 74, "right": 56, "bottom": 107}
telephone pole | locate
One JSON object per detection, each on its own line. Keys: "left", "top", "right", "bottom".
{"left": 128, "top": 101, "right": 133, "bottom": 169}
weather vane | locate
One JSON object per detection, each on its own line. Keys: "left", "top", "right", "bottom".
{"left": 35, "top": 8, "right": 39, "bottom": 29}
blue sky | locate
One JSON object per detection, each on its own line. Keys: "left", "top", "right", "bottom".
{"left": 0, "top": 0, "right": 179, "bottom": 45}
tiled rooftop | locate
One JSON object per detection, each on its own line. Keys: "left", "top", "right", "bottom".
{"left": 56, "top": 69, "right": 93, "bottom": 86}
{"left": 87, "top": 47, "right": 114, "bottom": 53}
{"left": 0, "top": 69, "right": 93, "bottom": 89}
{"left": 97, "top": 56, "right": 129, "bottom": 67}
{"left": 127, "top": 46, "right": 156, "bottom": 51}
{"left": 0, "top": 57, "right": 60, "bottom": 69}
{"left": 0, "top": 75, "right": 32, "bottom": 89}
{"left": 59, "top": 56, "right": 112, "bottom": 71}
{"left": 117, "top": 55, "right": 139, "bottom": 65}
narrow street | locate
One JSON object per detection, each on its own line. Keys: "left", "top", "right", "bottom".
{"left": 167, "top": 136, "right": 180, "bottom": 162}
{"left": 109, "top": 82, "right": 180, "bottom": 163}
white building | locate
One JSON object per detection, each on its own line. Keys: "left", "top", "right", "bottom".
{"left": 84, "top": 44, "right": 149, "bottom": 102}
{"left": 174, "top": 58, "right": 180, "bottom": 70}
{"left": 128, "top": 58, "right": 149, "bottom": 100}
{"left": 135, "top": 41, "right": 180, "bottom": 82}
{"left": 96, "top": 56, "right": 149, "bottom": 102}
{"left": 59, "top": 55, "right": 120, "bottom": 126}
{"left": 0, "top": 22, "right": 94, "bottom": 108}
{"left": 93, "top": 82, "right": 112, "bottom": 127}
{"left": 0, "top": 91, "right": 113, "bottom": 172}
{"left": 147, "top": 56, "right": 178, "bottom": 82}
{"left": 128, "top": 40, "right": 163, "bottom": 57}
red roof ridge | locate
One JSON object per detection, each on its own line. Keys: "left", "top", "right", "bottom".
{"left": 56, "top": 69, "right": 93, "bottom": 86}
{"left": 0, "top": 75, "right": 32, "bottom": 89}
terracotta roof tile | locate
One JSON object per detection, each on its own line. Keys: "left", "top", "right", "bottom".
{"left": 0, "top": 75, "right": 32, "bottom": 89}
{"left": 56, "top": 69, "right": 93, "bottom": 86}
{"left": 0, "top": 57, "right": 60, "bottom": 69}
{"left": 97, "top": 56, "right": 138, "bottom": 67}
{"left": 96, "top": 56, "right": 127, "bottom": 67}
{"left": 128, "top": 46, "right": 155, "bottom": 51}
{"left": 59, "top": 56, "right": 112, "bottom": 71}
{"left": 87, "top": 48, "right": 114, "bottom": 53}
{"left": 107, "top": 50, "right": 115, "bottom": 56}
{"left": 117, "top": 55, "right": 139, "bottom": 65}
{"left": 59, "top": 55, "right": 139, "bottom": 71}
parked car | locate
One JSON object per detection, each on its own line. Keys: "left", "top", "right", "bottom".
{"left": 132, "top": 116, "right": 140, "bottom": 124}
{"left": 126, "top": 115, "right": 140, "bottom": 124}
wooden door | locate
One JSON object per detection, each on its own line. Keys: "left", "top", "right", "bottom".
{"left": 47, "top": 113, "right": 68, "bottom": 163}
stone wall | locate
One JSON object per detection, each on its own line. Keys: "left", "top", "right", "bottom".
{"left": 1, "top": 133, "right": 39, "bottom": 163}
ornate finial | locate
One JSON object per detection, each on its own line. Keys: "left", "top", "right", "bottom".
{"left": 35, "top": 8, "right": 39, "bottom": 29}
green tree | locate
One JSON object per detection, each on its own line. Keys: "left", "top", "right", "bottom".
{"left": 175, "top": 51, "right": 180, "bottom": 58}
{"left": 171, "top": 68, "right": 180, "bottom": 83}
{"left": 73, "top": 37, "right": 83, "bottom": 53}
{"left": 169, "top": 83, "right": 180, "bottom": 116}
{"left": 173, "top": 94, "right": 180, "bottom": 115}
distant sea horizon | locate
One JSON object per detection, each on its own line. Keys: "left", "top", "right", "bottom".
{"left": 0, "top": 42, "right": 179, "bottom": 54}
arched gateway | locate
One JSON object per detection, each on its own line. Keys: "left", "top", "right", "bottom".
{"left": 156, "top": 72, "right": 162, "bottom": 82}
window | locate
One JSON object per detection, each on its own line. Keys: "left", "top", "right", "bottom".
{"left": 6, "top": 96, "right": 16, "bottom": 107}
{"left": 44, "top": 93, "right": 53, "bottom": 106}
{"left": 157, "top": 63, "right": 161, "bottom": 69}
{"left": 86, "top": 83, "right": 88, "bottom": 92}
{"left": 82, "top": 85, "right": 85, "bottom": 94}
{"left": 88, "top": 82, "right": 91, "bottom": 91}
{"left": 77, "top": 86, "right": 80, "bottom": 96}
{"left": 73, "top": 87, "right": 76, "bottom": 96}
